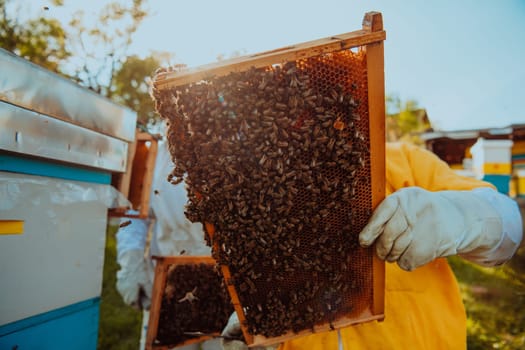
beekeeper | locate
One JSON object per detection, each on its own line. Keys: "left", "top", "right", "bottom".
{"left": 115, "top": 136, "right": 216, "bottom": 350}
{"left": 222, "top": 142, "right": 523, "bottom": 350}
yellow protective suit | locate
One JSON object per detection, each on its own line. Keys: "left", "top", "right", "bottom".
{"left": 280, "top": 142, "right": 494, "bottom": 350}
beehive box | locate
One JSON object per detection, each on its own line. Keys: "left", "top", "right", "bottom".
{"left": 151, "top": 11, "right": 386, "bottom": 347}
{"left": 145, "top": 256, "right": 234, "bottom": 349}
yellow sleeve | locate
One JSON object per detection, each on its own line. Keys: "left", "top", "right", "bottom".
{"left": 385, "top": 142, "right": 495, "bottom": 192}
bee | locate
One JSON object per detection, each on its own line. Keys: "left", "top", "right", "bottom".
{"left": 285, "top": 65, "right": 297, "bottom": 75}
{"left": 178, "top": 286, "right": 199, "bottom": 303}
{"left": 119, "top": 220, "right": 132, "bottom": 228}
{"left": 258, "top": 154, "right": 268, "bottom": 166}
{"left": 275, "top": 102, "right": 288, "bottom": 111}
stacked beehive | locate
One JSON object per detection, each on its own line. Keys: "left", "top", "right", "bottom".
{"left": 471, "top": 138, "right": 514, "bottom": 194}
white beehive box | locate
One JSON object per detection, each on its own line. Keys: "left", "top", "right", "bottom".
{"left": 470, "top": 138, "right": 513, "bottom": 177}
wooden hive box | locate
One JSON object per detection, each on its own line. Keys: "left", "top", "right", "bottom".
{"left": 146, "top": 256, "right": 233, "bottom": 349}
{"left": 151, "top": 11, "right": 386, "bottom": 347}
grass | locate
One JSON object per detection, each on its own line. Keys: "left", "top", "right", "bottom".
{"left": 449, "top": 199, "right": 525, "bottom": 350}
{"left": 98, "top": 202, "right": 525, "bottom": 349}
{"left": 449, "top": 251, "right": 525, "bottom": 349}
{"left": 97, "top": 223, "right": 142, "bottom": 350}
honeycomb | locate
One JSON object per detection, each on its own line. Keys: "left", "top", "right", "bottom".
{"left": 153, "top": 48, "right": 378, "bottom": 341}
{"left": 152, "top": 262, "right": 233, "bottom": 348}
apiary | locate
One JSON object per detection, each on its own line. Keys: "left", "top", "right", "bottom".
{"left": 146, "top": 256, "right": 233, "bottom": 349}
{"left": 151, "top": 11, "right": 386, "bottom": 347}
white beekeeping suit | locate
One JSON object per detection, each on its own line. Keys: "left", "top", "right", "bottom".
{"left": 116, "top": 137, "right": 218, "bottom": 350}
{"left": 149, "top": 138, "right": 211, "bottom": 257}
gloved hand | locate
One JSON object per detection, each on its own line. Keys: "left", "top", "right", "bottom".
{"left": 359, "top": 186, "right": 521, "bottom": 271}
{"left": 221, "top": 312, "right": 248, "bottom": 350}
{"left": 116, "top": 249, "right": 153, "bottom": 309}
{"left": 220, "top": 312, "right": 280, "bottom": 350}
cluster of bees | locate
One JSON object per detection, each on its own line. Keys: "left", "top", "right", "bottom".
{"left": 155, "top": 263, "right": 233, "bottom": 346}
{"left": 153, "top": 51, "right": 374, "bottom": 338}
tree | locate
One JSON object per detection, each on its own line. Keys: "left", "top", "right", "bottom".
{"left": 111, "top": 52, "right": 175, "bottom": 126}
{"left": 0, "top": 0, "right": 159, "bottom": 126}
{"left": 385, "top": 94, "right": 432, "bottom": 144}
{"left": 1, "top": 0, "right": 149, "bottom": 96}
{"left": 66, "top": 0, "right": 148, "bottom": 97}
{"left": 0, "top": 0, "right": 70, "bottom": 73}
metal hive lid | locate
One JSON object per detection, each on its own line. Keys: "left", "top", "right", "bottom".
{"left": 0, "top": 48, "right": 136, "bottom": 143}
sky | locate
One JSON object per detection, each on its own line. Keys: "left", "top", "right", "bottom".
{"left": 39, "top": 0, "right": 525, "bottom": 131}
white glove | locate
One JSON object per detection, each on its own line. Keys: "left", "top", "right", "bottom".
{"left": 220, "top": 313, "right": 280, "bottom": 350}
{"left": 221, "top": 312, "right": 247, "bottom": 350}
{"left": 359, "top": 187, "right": 522, "bottom": 271}
{"left": 116, "top": 249, "right": 153, "bottom": 309}
{"left": 116, "top": 215, "right": 153, "bottom": 309}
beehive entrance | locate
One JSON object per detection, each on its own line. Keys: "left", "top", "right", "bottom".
{"left": 152, "top": 11, "right": 385, "bottom": 346}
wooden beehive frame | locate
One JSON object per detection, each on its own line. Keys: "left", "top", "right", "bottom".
{"left": 111, "top": 130, "right": 159, "bottom": 218}
{"left": 154, "top": 11, "right": 386, "bottom": 347}
{"left": 146, "top": 256, "right": 219, "bottom": 350}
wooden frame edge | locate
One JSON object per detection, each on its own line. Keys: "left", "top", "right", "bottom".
{"left": 364, "top": 12, "right": 386, "bottom": 317}
{"left": 153, "top": 16, "right": 386, "bottom": 90}
{"left": 146, "top": 258, "right": 168, "bottom": 350}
